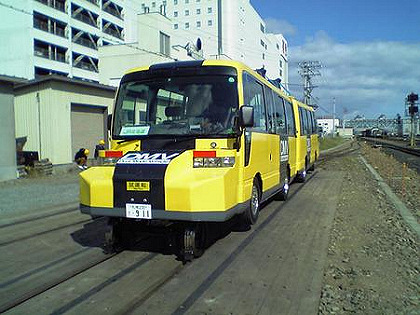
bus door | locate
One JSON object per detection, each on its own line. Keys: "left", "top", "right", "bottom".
{"left": 304, "top": 110, "right": 314, "bottom": 163}
{"left": 297, "top": 106, "right": 309, "bottom": 171}
{"left": 284, "top": 100, "right": 297, "bottom": 178}
{"left": 242, "top": 73, "right": 273, "bottom": 195}
{"left": 273, "top": 94, "right": 289, "bottom": 184}
{"left": 309, "top": 111, "right": 319, "bottom": 162}
{"left": 264, "top": 86, "right": 281, "bottom": 190}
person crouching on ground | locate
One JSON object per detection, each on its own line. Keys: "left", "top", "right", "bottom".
{"left": 75, "top": 148, "right": 89, "bottom": 170}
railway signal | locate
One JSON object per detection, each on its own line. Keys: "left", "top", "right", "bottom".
{"left": 406, "top": 93, "right": 418, "bottom": 147}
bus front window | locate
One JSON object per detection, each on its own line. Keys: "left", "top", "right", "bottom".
{"left": 113, "top": 75, "right": 239, "bottom": 138}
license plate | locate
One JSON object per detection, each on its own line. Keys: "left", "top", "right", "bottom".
{"left": 126, "top": 203, "right": 152, "bottom": 219}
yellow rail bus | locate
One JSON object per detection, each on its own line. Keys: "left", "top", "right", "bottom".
{"left": 79, "top": 60, "right": 318, "bottom": 259}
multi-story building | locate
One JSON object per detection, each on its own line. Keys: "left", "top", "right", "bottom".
{"left": 132, "top": 0, "right": 288, "bottom": 85}
{"left": 317, "top": 117, "right": 340, "bottom": 135}
{"left": 0, "top": 0, "right": 133, "bottom": 82}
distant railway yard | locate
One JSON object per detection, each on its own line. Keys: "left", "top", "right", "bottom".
{"left": 0, "top": 139, "right": 419, "bottom": 315}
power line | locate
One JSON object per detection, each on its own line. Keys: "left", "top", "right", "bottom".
{"left": 298, "top": 61, "right": 322, "bottom": 106}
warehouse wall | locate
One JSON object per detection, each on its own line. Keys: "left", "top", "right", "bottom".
{"left": 0, "top": 82, "right": 17, "bottom": 181}
{"left": 15, "top": 79, "right": 115, "bottom": 165}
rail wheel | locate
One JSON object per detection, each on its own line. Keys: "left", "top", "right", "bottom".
{"left": 105, "top": 218, "right": 130, "bottom": 252}
{"left": 241, "top": 178, "right": 261, "bottom": 226}
{"left": 296, "top": 159, "right": 308, "bottom": 183}
{"left": 181, "top": 223, "right": 207, "bottom": 262}
{"left": 276, "top": 175, "right": 289, "bottom": 201}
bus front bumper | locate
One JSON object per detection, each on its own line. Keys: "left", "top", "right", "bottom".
{"left": 80, "top": 203, "right": 247, "bottom": 222}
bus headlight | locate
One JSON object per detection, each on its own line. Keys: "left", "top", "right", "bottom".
{"left": 193, "top": 157, "right": 235, "bottom": 168}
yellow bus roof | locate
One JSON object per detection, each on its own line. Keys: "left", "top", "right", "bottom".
{"left": 124, "top": 59, "right": 298, "bottom": 104}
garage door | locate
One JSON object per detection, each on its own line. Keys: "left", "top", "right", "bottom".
{"left": 71, "top": 104, "right": 107, "bottom": 160}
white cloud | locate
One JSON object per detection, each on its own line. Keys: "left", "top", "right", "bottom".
{"left": 264, "top": 18, "right": 297, "bottom": 36}
{"left": 288, "top": 32, "right": 420, "bottom": 118}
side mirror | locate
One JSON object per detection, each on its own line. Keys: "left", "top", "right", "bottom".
{"left": 239, "top": 106, "right": 254, "bottom": 128}
{"left": 107, "top": 114, "right": 112, "bottom": 131}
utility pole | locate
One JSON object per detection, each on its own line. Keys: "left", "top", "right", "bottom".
{"left": 332, "top": 97, "right": 336, "bottom": 137}
{"left": 407, "top": 93, "right": 418, "bottom": 147}
{"left": 298, "top": 61, "right": 322, "bottom": 106}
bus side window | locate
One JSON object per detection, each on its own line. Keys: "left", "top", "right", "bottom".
{"left": 264, "top": 86, "right": 276, "bottom": 134}
{"left": 243, "top": 73, "right": 266, "bottom": 131}
{"left": 285, "top": 101, "right": 296, "bottom": 136}
{"left": 305, "top": 110, "right": 313, "bottom": 134}
{"left": 299, "top": 107, "right": 306, "bottom": 135}
{"left": 311, "top": 111, "right": 316, "bottom": 134}
{"left": 274, "top": 96, "right": 287, "bottom": 135}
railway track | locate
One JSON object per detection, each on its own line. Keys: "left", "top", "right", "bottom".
{"left": 361, "top": 137, "right": 420, "bottom": 172}
{"left": 2, "top": 171, "right": 321, "bottom": 314}
{"left": 0, "top": 210, "right": 98, "bottom": 246}
{"left": 361, "top": 137, "right": 420, "bottom": 157}
{"left": 1, "top": 145, "right": 357, "bottom": 314}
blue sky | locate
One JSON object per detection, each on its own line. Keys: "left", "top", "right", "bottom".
{"left": 251, "top": 0, "right": 420, "bottom": 119}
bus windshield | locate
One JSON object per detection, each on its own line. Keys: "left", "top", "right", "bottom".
{"left": 113, "top": 75, "right": 239, "bottom": 138}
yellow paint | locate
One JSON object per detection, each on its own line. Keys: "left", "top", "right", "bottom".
{"left": 165, "top": 150, "right": 240, "bottom": 212}
{"left": 80, "top": 166, "right": 114, "bottom": 207}
{"left": 110, "top": 139, "right": 141, "bottom": 152}
{"left": 80, "top": 60, "right": 319, "bottom": 218}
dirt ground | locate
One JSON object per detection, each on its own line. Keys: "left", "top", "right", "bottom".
{"left": 318, "top": 142, "right": 419, "bottom": 314}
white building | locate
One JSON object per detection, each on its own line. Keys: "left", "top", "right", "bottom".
{"left": 0, "top": 0, "right": 134, "bottom": 82}
{"left": 317, "top": 118, "right": 340, "bottom": 135}
{"left": 124, "top": 0, "right": 288, "bottom": 84}
{"left": 98, "top": 11, "right": 197, "bottom": 86}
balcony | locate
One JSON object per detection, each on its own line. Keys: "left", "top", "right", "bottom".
{"left": 34, "top": 12, "right": 67, "bottom": 38}
{"left": 72, "top": 4, "right": 99, "bottom": 28}
{"left": 72, "top": 28, "right": 98, "bottom": 50}
{"left": 35, "top": 0, "right": 66, "bottom": 13}
{"left": 34, "top": 39, "right": 68, "bottom": 63}
{"left": 74, "top": 37, "right": 97, "bottom": 50}
{"left": 102, "top": 19, "right": 123, "bottom": 40}
{"left": 102, "top": 0, "right": 123, "bottom": 20}
{"left": 72, "top": 53, "right": 98, "bottom": 73}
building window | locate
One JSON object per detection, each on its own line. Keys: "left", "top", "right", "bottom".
{"left": 207, "top": 7, "right": 212, "bottom": 13}
{"left": 262, "top": 53, "right": 265, "bottom": 60}
{"left": 260, "top": 23, "right": 265, "bottom": 33}
{"left": 185, "top": 22, "right": 189, "bottom": 29}
{"left": 260, "top": 39, "right": 265, "bottom": 47}
{"left": 207, "top": 19, "right": 212, "bottom": 26}
{"left": 174, "top": 11, "right": 178, "bottom": 17}
{"left": 174, "top": 23, "right": 178, "bottom": 29}
{"left": 279, "top": 69, "right": 283, "bottom": 77}
{"left": 196, "top": 8, "right": 201, "bottom": 14}
{"left": 174, "top": 0, "right": 177, "bottom": 4}
{"left": 185, "top": 9, "right": 189, "bottom": 16}
{"left": 152, "top": 2, "right": 156, "bottom": 7}
{"left": 196, "top": 21, "right": 201, "bottom": 27}
{"left": 276, "top": 43, "right": 280, "bottom": 50}
{"left": 160, "top": 32, "right": 170, "bottom": 56}
{"left": 279, "top": 60, "right": 283, "bottom": 67}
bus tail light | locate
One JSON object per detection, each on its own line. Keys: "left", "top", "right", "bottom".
{"left": 193, "top": 151, "right": 235, "bottom": 168}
